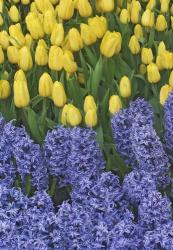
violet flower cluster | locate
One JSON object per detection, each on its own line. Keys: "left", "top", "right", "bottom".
{"left": 0, "top": 96, "right": 173, "bottom": 249}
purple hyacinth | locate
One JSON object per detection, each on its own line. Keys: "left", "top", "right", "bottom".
{"left": 163, "top": 91, "right": 173, "bottom": 163}
{"left": 131, "top": 114, "right": 171, "bottom": 188}
{"left": 138, "top": 191, "right": 172, "bottom": 231}
{"left": 111, "top": 98, "right": 153, "bottom": 168}
{"left": 123, "top": 169, "right": 156, "bottom": 205}
{"left": 44, "top": 126, "right": 72, "bottom": 179}
{"left": 143, "top": 221, "right": 173, "bottom": 250}
{"left": 66, "top": 127, "right": 105, "bottom": 185}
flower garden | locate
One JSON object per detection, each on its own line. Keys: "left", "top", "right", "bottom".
{"left": 1, "top": 0, "right": 173, "bottom": 249}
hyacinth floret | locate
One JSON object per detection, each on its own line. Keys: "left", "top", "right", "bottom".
{"left": 163, "top": 91, "right": 173, "bottom": 163}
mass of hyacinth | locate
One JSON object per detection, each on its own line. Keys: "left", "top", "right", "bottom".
{"left": 2, "top": 0, "right": 173, "bottom": 249}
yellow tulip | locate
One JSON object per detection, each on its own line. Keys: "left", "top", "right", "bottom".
{"left": 35, "top": 0, "right": 54, "bottom": 13}
{"left": 63, "top": 50, "right": 77, "bottom": 73}
{"left": 84, "top": 95, "right": 97, "bottom": 112}
{"left": 161, "top": 51, "right": 173, "bottom": 70}
{"left": 21, "top": 0, "right": 30, "bottom": 4}
{"left": 109, "top": 95, "right": 122, "bottom": 114}
{"left": 7, "top": 46, "right": 19, "bottom": 64}
{"left": 57, "top": 0, "right": 74, "bottom": 20}
{"left": 155, "top": 15, "right": 167, "bottom": 32}
{"left": 48, "top": 46, "right": 64, "bottom": 71}
{"left": 141, "top": 9, "right": 154, "bottom": 28}
{"left": 100, "top": 30, "right": 122, "bottom": 57}
{"left": 85, "top": 109, "right": 97, "bottom": 127}
{"left": 14, "top": 80, "right": 30, "bottom": 108}
{"left": 0, "top": 80, "right": 10, "bottom": 99}
{"left": 119, "top": 9, "right": 130, "bottom": 24}
{"left": 141, "top": 48, "right": 153, "bottom": 65}
{"left": 0, "top": 31, "right": 9, "bottom": 50}
{"left": 35, "top": 40, "right": 48, "bottom": 66}
{"left": 80, "top": 23, "right": 97, "bottom": 46}
{"left": 158, "top": 41, "right": 166, "bottom": 56}
{"left": 43, "top": 10, "right": 56, "bottom": 35}
{"left": 8, "top": 5, "right": 20, "bottom": 22}
{"left": 0, "top": 0, "right": 3, "bottom": 13}
{"left": 134, "top": 24, "right": 143, "bottom": 39}
{"left": 67, "top": 104, "right": 82, "bottom": 126}
{"left": 147, "top": 63, "right": 161, "bottom": 83}
{"left": 52, "top": 81, "right": 67, "bottom": 107}
{"left": 50, "top": 23, "right": 64, "bottom": 46}
{"left": 99, "top": 0, "right": 114, "bottom": 13}
{"left": 160, "top": 0, "right": 170, "bottom": 13}
{"left": 169, "top": 71, "right": 173, "bottom": 87}
{"left": 139, "top": 64, "right": 147, "bottom": 75}
{"left": 38, "top": 73, "right": 53, "bottom": 97}
{"left": 61, "top": 104, "right": 69, "bottom": 125}
{"left": 130, "top": 1, "right": 141, "bottom": 24}
{"left": 68, "top": 28, "right": 83, "bottom": 52}
{"left": 26, "top": 12, "right": 44, "bottom": 39}
{"left": 160, "top": 84, "right": 172, "bottom": 105}
{"left": 88, "top": 16, "right": 107, "bottom": 39}
{"left": 18, "top": 46, "right": 33, "bottom": 71}
{"left": 9, "top": 23, "right": 25, "bottom": 48}
{"left": 77, "top": 0, "right": 92, "bottom": 17}
{"left": 119, "top": 76, "right": 131, "bottom": 98}
{"left": 146, "top": 0, "right": 156, "bottom": 10}
{"left": 128, "top": 35, "right": 140, "bottom": 54}
{"left": 25, "top": 34, "right": 33, "bottom": 48}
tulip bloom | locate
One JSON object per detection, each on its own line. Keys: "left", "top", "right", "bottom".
{"left": 50, "top": 23, "right": 64, "bottom": 46}
{"left": 52, "top": 81, "right": 67, "bottom": 107}
{"left": 80, "top": 23, "right": 97, "bottom": 46}
{"left": 77, "top": 0, "right": 92, "bottom": 17}
{"left": 109, "top": 95, "right": 122, "bottom": 114}
{"left": 8, "top": 6, "right": 20, "bottom": 22}
{"left": 128, "top": 35, "right": 140, "bottom": 55}
{"left": 48, "top": 46, "right": 64, "bottom": 71}
{"left": 147, "top": 63, "right": 161, "bottom": 83}
{"left": 84, "top": 95, "right": 97, "bottom": 113}
{"left": 85, "top": 109, "right": 98, "bottom": 127}
{"left": 67, "top": 104, "right": 82, "bottom": 126}
{"left": 100, "top": 31, "right": 122, "bottom": 57}
{"left": 88, "top": 16, "right": 107, "bottom": 39}
{"left": 0, "top": 80, "right": 11, "bottom": 99}
{"left": 119, "top": 76, "right": 131, "bottom": 98}
{"left": 141, "top": 48, "right": 153, "bottom": 65}
{"left": 38, "top": 73, "right": 53, "bottom": 97}
{"left": 68, "top": 28, "right": 83, "bottom": 51}
{"left": 14, "top": 80, "right": 30, "bottom": 108}
{"left": 18, "top": 46, "right": 33, "bottom": 71}
{"left": 160, "top": 84, "right": 172, "bottom": 105}
{"left": 7, "top": 46, "right": 19, "bottom": 64}
{"left": 57, "top": 0, "right": 74, "bottom": 20}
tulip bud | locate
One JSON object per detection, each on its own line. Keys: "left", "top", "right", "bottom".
{"left": 77, "top": 0, "right": 92, "bottom": 17}
{"left": 0, "top": 80, "right": 10, "bottom": 99}
{"left": 14, "top": 69, "right": 27, "bottom": 82}
{"left": 141, "top": 9, "right": 154, "bottom": 28}
{"left": 80, "top": 23, "right": 97, "bottom": 46}
{"left": 39, "top": 73, "right": 53, "bottom": 97}
{"left": 14, "top": 80, "right": 30, "bottom": 108}
{"left": 119, "top": 76, "right": 131, "bottom": 98}
{"left": 25, "top": 34, "right": 33, "bottom": 48}
{"left": 109, "top": 95, "right": 122, "bottom": 114}
{"left": 57, "top": 0, "right": 74, "bottom": 20}
{"left": 0, "top": 46, "right": 4, "bottom": 64}
{"left": 68, "top": 28, "right": 83, "bottom": 52}
{"left": 147, "top": 63, "right": 160, "bottom": 83}
{"left": 48, "top": 46, "right": 64, "bottom": 71}
{"left": 52, "top": 81, "right": 67, "bottom": 107}
{"left": 9, "top": 23, "right": 25, "bottom": 48}
{"left": 160, "top": 0, "right": 170, "bottom": 13}
{"left": 88, "top": 16, "right": 107, "bottom": 39}
{"left": 84, "top": 95, "right": 97, "bottom": 112}
{"left": 9, "top": 5, "right": 20, "bottom": 22}
{"left": 100, "top": 30, "right": 122, "bottom": 58}
{"left": 119, "top": 9, "right": 130, "bottom": 24}
{"left": 139, "top": 64, "right": 147, "bottom": 75}
{"left": 50, "top": 23, "right": 64, "bottom": 46}
{"left": 18, "top": 46, "right": 33, "bottom": 71}
{"left": 155, "top": 15, "right": 167, "bottom": 32}
{"left": 161, "top": 51, "right": 173, "bottom": 70}
{"left": 99, "top": 0, "right": 114, "bottom": 13}
{"left": 35, "top": 41, "right": 48, "bottom": 66}
{"left": 160, "top": 84, "right": 172, "bottom": 105}
{"left": 30, "top": 2, "right": 39, "bottom": 14}
{"left": 85, "top": 109, "right": 97, "bottom": 127}
{"left": 128, "top": 35, "right": 140, "bottom": 54}
{"left": 0, "top": 31, "right": 9, "bottom": 50}
{"left": 130, "top": 1, "right": 141, "bottom": 24}
{"left": 67, "top": 104, "right": 82, "bottom": 126}
{"left": 43, "top": 10, "right": 56, "bottom": 35}
{"left": 78, "top": 72, "right": 85, "bottom": 84}
{"left": 134, "top": 24, "right": 143, "bottom": 39}
{"left": 169, "top": 71, "right": 173, "bottom": 87}
{"left": 26, "top": 12, "right": 44, "bottom": 39}
{"left": 156, "top": 55, "right": 164, "bottom": 71}
{"left": 63, "top": 50, "right": 77, "bottom": 73}
{"left": 141, "top": 48, "right": 153, "bottom": 65}
{"left": 7, "top": 46, "right": 19, "bottom": 64}
{"left": 146, "top": 0, "right": 156, "bottom": 10}
{"left": 61, "top": 104, "right": 69, "bottom": 125}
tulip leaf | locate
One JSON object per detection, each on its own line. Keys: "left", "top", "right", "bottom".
{"left": 91, "top": 56, "right": 104, "bottom": 99}
{"left": 114, "top": 55, "right": 132, "bottom": 79}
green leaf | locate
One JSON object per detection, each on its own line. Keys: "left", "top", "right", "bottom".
{"left": 114, "top": 55, "right": 132, "bottom": 79}
{"left": 91, "top": 56, "right": 104, "bottom": 99}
